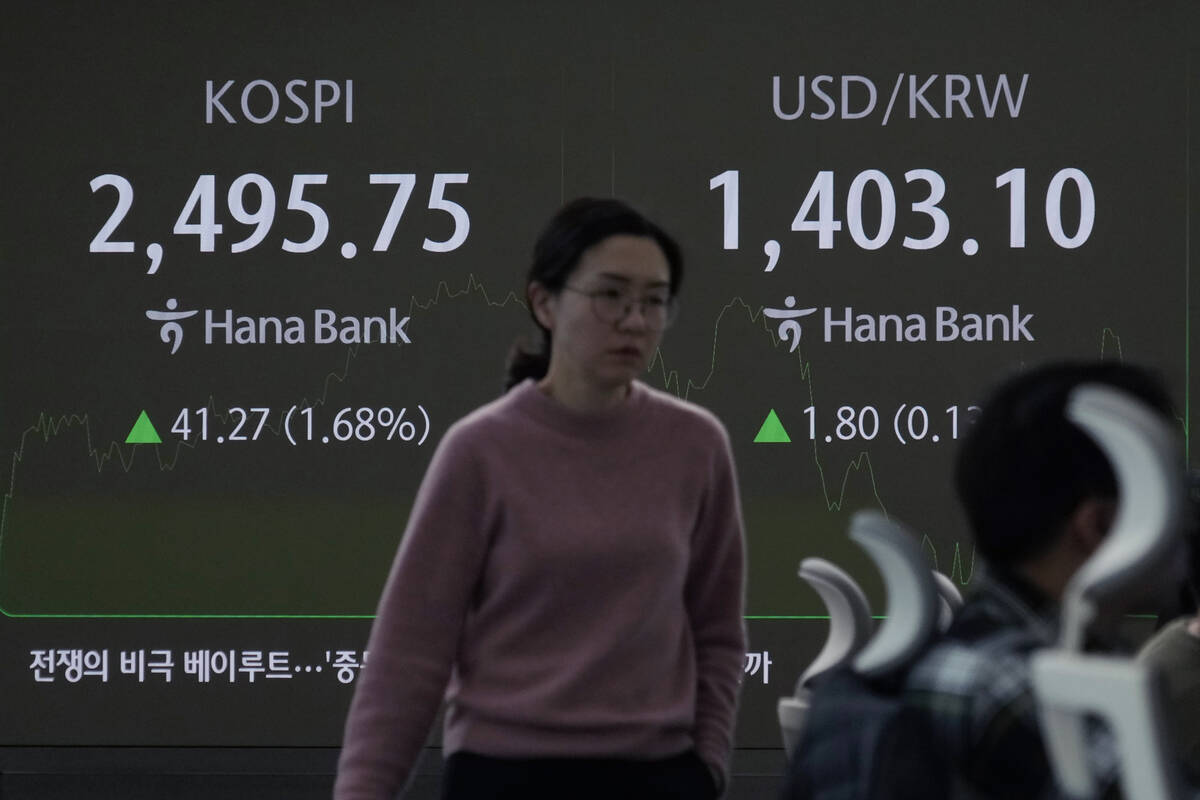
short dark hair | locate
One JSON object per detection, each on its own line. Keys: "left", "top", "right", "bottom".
{"left": 955, "top": 360, "right": 1174, "bottom": 567}
{"left": 505, "top": 197, "right": 683, "bottom": 389}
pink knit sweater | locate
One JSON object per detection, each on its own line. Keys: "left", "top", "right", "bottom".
{"left": 334, "top": 379, "right": 746, "bottom": 798}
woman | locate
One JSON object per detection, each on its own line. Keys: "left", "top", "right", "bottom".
{"left": 334, "top": 198, "right": 747, "bottom": 799}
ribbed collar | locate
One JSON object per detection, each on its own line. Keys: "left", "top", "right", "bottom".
{"left": 508, "top": 378, "right": 650, "bottom": 440}
{"left": 963, "top": 565, "right": 1060, "bottom": 646}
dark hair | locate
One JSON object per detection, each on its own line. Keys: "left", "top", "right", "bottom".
{"left": 505, "top": 197, "right": 684, "bottom": 390}
{"left": 955, "top": 360, "right": 1174, "bottom": 567}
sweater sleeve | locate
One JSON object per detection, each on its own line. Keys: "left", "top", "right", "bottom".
{"left": 334, "top": 424, "right": 491, "bottom": 800}
{"left": 684, "top": 425, "right": 748, "bottom": 790}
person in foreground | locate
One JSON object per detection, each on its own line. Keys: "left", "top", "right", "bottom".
{"left": 334, "top": 197, "right": 747, "bottom": 800}
{"left": 901, "top": 360, "right": 1176, "bottom": 797}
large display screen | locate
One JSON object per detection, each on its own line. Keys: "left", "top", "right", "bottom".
{"left": 1, "top": 1, "right": 1196, "bottom": 752}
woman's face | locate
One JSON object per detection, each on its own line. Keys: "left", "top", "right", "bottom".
{"left": 533, "top": 234, "right": 672, "bottom": 392}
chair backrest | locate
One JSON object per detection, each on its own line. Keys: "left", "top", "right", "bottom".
{"left": 1033, "top": 652, "right": 1187, "bottom": 800}
{"left": 1060, "top": 383, "right": 1186, "bottom": 649}
{"left": 782, "top": 513, "right": 951, "bottom": 798}
{"left": 796, "top": 557, "right": 875, "bottom": 690}
{"left": 849, "top": 511, "right": 941, "bottom": 680}
{"left": 779, "top": 557, "right": 875, "bottom": 754}
{"left": 1031, "top": 384, "right": 1189, "bottom": 800}
{"left": 781, "top": 514, "right": 953, "bottom": 755}
{"left": 932, "top": 571, "right": 963, "bottom": 632}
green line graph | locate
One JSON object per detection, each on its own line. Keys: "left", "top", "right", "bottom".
{"left": 0, "top": 272, "right": 1180, "bottom": 619}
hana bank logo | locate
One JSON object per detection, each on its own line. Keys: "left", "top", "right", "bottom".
{"left": 146, "top": 298, "right": 200, "bottom": 355}
{"left": 145, "top": 299, "right": 413, "bottom": 354}
{"left": 763, "top": 298, "right": 1034, "bottom": 346}
{"left": 763, "top": 296, "right": 817, "bottom": 353}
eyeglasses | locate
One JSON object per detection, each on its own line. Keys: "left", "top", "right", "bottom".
{"left": 562, "top": 285, "right": 678, "bottom": 330}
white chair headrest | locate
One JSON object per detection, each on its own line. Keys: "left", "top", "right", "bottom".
{"left": 850, "top": 511, "right": 940, "bottom": 679}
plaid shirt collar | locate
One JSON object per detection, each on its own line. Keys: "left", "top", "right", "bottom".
{"left": 952, "top": 565, "right": 1060, "bottom": 647}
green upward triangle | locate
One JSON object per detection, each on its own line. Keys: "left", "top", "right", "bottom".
{"left": 125, "top": 410, "right": 162, "bottom": 444}
{"left": 753, "top": 409, "right": 791, "bottom": 443}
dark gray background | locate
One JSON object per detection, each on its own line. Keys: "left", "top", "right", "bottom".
{"left": 0, "top": 1, "right": 1196, "bottom": 794}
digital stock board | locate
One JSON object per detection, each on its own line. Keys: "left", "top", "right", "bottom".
{"left": 1, "top": 1, "right": 1197, "bottom": 757}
